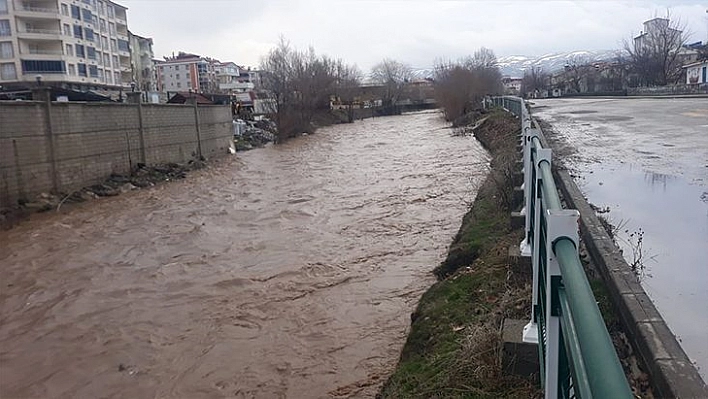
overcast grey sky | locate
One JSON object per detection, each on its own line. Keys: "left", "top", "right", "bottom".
{"left": 121, "top": 0, "right": 708, "bottom": 71}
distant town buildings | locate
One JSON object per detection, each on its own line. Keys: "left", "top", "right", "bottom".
{"left": 502, "top": 77, "right": 522, "bottom": 95}
{"left": 0, "top": 0, "right": 153, "bottom": 93}
{"left": 154, "top": 51, "right": 262, "bottom": 105}
{"left": 633, "top": 18, "right": 683, "bottom": 50}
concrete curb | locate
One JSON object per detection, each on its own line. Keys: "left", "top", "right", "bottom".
{"left": 533, "top": 122, "right": 708, "bottom": 397}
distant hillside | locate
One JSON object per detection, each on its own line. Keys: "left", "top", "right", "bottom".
{"left": 497, "top": 50, "right": 619, "bottom": 77}
{"left": 396, "top": 50, "right": 620, "bottom": 81}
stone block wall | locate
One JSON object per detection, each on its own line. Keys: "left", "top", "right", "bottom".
{"left": 0, "top": 99, "right": 232, "bottom": 208}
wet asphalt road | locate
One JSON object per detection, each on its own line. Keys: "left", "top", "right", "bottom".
{"left": 533, "top": 97, "right": 708, "bottom": 382}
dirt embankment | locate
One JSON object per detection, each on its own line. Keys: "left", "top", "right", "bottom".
{"left": 379, "top": 108, "right": 655, "bottom": 398}
{"left": 379, "top": 110, "right": 541, "bottom": 398}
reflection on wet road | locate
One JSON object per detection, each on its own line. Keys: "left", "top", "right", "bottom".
{"left": 0, "top": 111, "right": 490, "bottom": 398}
{"left": 533, "top": 98, "right": 708, "bottom": 381}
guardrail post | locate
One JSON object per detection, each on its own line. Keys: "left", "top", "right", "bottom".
{"left": 523, "top": 146, "right": 550, "bottom": 345}
{"left": 544, "top": 208, "right": 580, "bottom": 399}
{"left": 519, "top": 128, "right": 537, "bottom": 257}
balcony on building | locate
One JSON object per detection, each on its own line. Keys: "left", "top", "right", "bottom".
{"left": 15, "top": 18, "right": 62, "bottom": 39}
{"left": 219, "top": 81, "right": 255, "bottom": 92}
{"left": 114, "top": 7, "right": 127, "bottom": 26}
{"left": 17, "top": 38, "right": 63, "bottom": 59}
{"left": 12, "top": 0, "right": 60, "bottom": 18}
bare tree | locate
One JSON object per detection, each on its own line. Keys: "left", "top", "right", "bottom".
{"left": 433, "top": 47, "right": 503, "bottom": 124}
{"left": 624, "top": 12, "right": 689, "bottom": 86}
{"left": 520, "top": 66, "right": 549, "bottom": 97}
{"left": 370, "top": 59, "right": 413, "bottom": 108}
{"left": 260, "top": 37, "right": 360, "bottom": 139}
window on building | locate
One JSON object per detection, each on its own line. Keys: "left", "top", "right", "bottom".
{"left": 98, "top": 68, "right": 103, "bottom": 79}
{"left": 78, "top": 63, "right": 87, "bottom": 77}
{"left": 117, "top": 39, "right": 129, "bottom": 52}
{"left": 65, "top": 43, "right": 72, "bottom": 57}
{"left": 175, "top": 74, "right": 180, "bottom": 80}
{"left": 75, "top": 44, "right": 85, "bottom": 58}
{"left": 60, "top": 3, "right": 69, "bottom": 16}
{"left": 0, "top": 19, "right": 10, "bottom": 36}
{"left": 82, "top": 9, "right": 92, "bottom": 24}
{"left": 114, "top": 71, "right": 120, "bottom": 84}
{"left": 101, "top": 36, "right": 108, "bottom": 49}
{"left": 63, "top": 23, "right": 70, "bottom": 36}
{"left": 99, "top": 18, "right": 106, "bottom": 32}
{"left": 71, "top": 5, "right": 81, "bottom": 20}
{"left": 97, "top": 1, "right": 104, "bottom": 15}
{"left": 112, "top": 55, "right": 117, "bottom": 67}
{"left": 88, "top": 65, "right": 98, "bottom": 77}
{"left": 0, "top": 41, "right": 12, "bottom": 59}
{"left": 108, "top": 22, "right": 115, "bottom": 35}
{"left": 87, "top": 46, "right": 96, "bottom": 60}
{"left": 176, "top": 82, "right": 181, "bottom": 88}
{"left": 68, "top": 64, "right": 76, "bottom": 75}
{"left": 1, "top": 62, "right": 16, "bottom": 79}
{"left": 84, "top": 28, "right": 94, "bottom": 41}
{"left": 110, "top": 38, "right": 116, "bottom": 52}
{"left": 0, "top": 0, "right": 8, "bottom": 15}
{"left": 73, "top": 24, "right": 83, "bottom": 39}
{"left": 103, "top": 53, "right": 109, "bottom": 66}
{"left": 107, "top": 5, "right": 114, "bottom": 18}
{"left": 21, "top": 60, "right": 66, "bottom": 74}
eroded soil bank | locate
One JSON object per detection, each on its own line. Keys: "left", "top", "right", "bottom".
{"left": 379, "top": 110, "right": 542, "bottom": 398}
{"left": 380, "top": 108, "right": 655, "bottom": 398}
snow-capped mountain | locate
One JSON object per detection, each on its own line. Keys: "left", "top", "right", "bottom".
{"left": 497, "top": 50, "right": 619, "bottom": 77}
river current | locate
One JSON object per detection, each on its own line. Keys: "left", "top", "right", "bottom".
{"left": 0, "top": 110, "right": 490, "bottom": 398}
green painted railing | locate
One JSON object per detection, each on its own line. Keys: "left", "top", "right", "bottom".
{"left": 488, "top": 96, "right": 632, "bottom": 399}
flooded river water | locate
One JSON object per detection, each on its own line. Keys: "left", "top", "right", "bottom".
{"left": 533, "top": 97, "right": 708, "bottom": 382}
{"left": 0, "top": 111, "right": 490, "bottom": 398}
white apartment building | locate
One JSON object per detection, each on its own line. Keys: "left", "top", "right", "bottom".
{"left": 214, "top": 61, "right": 244, "bottom": 92}
{"left": 129, "top": 30, "right": 154, "bottom": 92}
{"left": 0, "top": 0, "right": 132, "bottom": 90}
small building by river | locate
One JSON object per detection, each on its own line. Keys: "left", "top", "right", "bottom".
{"left": 684, "top": 60, "right": 708, "bottom": 85}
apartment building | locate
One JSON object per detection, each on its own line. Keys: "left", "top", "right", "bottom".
{"left": 214, "top": 61, "right": 243, "bottom": 92}
{"left": 128, "top": 30, "right": 154, "bottom": 92}
{"left": 0, "top": 0, "right": 132, "bottom": 91}
{"left": 156, "top": 52, "right": 219, "bottom": 93}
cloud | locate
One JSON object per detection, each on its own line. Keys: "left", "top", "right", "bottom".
{"left": 121, "top": 0, "right": 708, "bottom": 71}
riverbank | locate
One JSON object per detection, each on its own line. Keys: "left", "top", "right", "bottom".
{"left": 0, "top": 159, "right": 213, "bottom": 230}
{"left": 379, "top": 110, "right": 542, "bottom": 398}
{"left": 378, "top": 106, "right": 664, "bottom": 397}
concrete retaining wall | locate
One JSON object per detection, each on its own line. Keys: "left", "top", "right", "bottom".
{"left": 0, "top": 97, "right": 232, "bottom": 209}
{"left": 531, "top": 120, "right": 708, "bottom": 397}
{"left": 628, "top": 83, "right": 708, "bottom": 96}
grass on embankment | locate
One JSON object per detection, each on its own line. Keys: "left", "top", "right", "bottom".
{"left": 378, "top": 110, "right": 541, "bottom": 398}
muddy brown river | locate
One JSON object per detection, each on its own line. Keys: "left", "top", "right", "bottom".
{"left": 0, "top": 111, "right": 490, "bottom": 398}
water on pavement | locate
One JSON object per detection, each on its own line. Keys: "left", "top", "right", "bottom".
{"left": 0, "top": 110, "right": 490, "bottom": 398}
{"left": 533, "top": 97, "right": 708, "bottom": 381}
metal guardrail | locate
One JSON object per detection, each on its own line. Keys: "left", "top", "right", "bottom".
{"left": 489, "top": 96, "right": 632, "bottom": 399}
